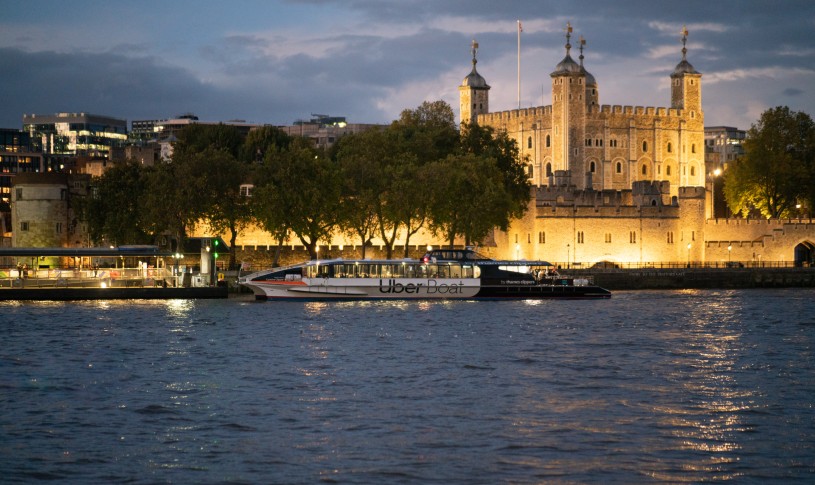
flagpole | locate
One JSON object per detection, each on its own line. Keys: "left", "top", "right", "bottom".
{"left": 517, "top": 20, "right": 521, "bottom": 110}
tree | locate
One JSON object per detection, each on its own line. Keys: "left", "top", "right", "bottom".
{"left": 253, "top": 138, "right": 341, "bottom": 259}
{"left": 391, "top": 101, "right": 459, "bottom": 164}
{"left": 80, "top": 161, "right": 152, "bottom": 245}
{"left": 335, "top": 130, "right": 387, "bottom": 258}
{"left": 196, "top": 148, "right": 252, "bottom": 269}
{"left": 139, "top": 158, "right": 203, "bottom": 250}
{"left": 724, "top": 106, "right": 815, "bottom": 219}
{"left": 173, "top": 123, "right": 243, "bottom": 159}
{"left": 459, "top": 123, "right": 531, "bottom": 225}
{"left": 241, "top": 125, "right": 292, "bottom": 164}
{"left": 387, "top": 158, "right": 428, "bottom": 258}
{"left": 426, "top": 153, "right": 512, "bottom": 248}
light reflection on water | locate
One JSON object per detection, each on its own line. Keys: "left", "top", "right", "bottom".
{"left": 0, "top": 290, "right": 813, "bottom": 483}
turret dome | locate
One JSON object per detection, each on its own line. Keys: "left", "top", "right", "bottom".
{"left": 671, "top": 59, "right": 699, "bottom": 76}
{"left": 551, "top": 54, "right": 581, "bottom": 76}
{"left": 463, "top": 67, "right": 488, "bottom": 88}
{"left": 582, "top": 67, "right": 597, "bottom": 86}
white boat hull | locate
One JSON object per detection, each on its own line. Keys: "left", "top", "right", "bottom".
{"left": 243, "top": 277, "right": 482, "bottom": 299}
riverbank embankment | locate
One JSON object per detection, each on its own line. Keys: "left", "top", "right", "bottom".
{"left": 571, "top": 267, "right": 815, "bottom": 290}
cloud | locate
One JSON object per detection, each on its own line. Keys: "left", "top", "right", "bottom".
{"left": 0, "top": 48, "right": 218, "bottom": 126}
{"left": 704, "top": 66, "right": 815, "bottom": 85}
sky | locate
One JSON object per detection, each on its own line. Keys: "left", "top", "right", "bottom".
{"left": 2, "top": 0, "right": 814, "bottom": 131}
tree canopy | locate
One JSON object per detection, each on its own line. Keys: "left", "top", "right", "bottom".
{"left": 724, "top": 106, "right": 815, "bottom": 219}
{"left": 79, "top": 100, "right": 532, "bottom": 263}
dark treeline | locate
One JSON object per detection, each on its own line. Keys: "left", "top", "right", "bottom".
{"left": 79, "top": 101, "right": 531, "bottom": 269}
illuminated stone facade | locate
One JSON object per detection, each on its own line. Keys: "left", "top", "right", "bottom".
{"left": 10, "top": 173, "right": 90, "bottom": 264}
{"left": 201, "top": 26, "right": 815, "bottom": 268}
{"left": 460, "top": 25, "right": 814, "bottom": 266}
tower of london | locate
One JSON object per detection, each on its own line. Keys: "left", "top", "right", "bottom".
{"left": 462, "top": 24, "right": 814, "bottom": 266}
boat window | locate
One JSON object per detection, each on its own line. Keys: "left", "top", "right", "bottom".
{"left": 499, "top": 265, "right": 530, "bottom": 274}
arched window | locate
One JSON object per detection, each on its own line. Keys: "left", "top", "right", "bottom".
{"left": 590, "top": 161, "right": 596, "bottom": 173}
{"left": 642, "top": 164, "right": 647, "bottom": 176}
{"left": 690, "top": 166, "right": 696, "bottom": 177}
{"left": 616, "top": 162, "right": 622, "bottom": 174}
{"left": 666, "top": 165, "right": 671, "bottom": 176}
{"left": 667, "top": 142, "right": 672, "bottom": 153}
{"left": 691, "top": 143, "right": 696, "bottom": 154}
{"left": 546, "top": 163, "right": 552, "bottom": 176}
{"left": 546, "top": 135, "right": 551, "bottom": 147}
{"left": 642, "top": 141, "right": 648, "bottom": 152}
{"left": 527, "top": 136, "right": 532, "bottom": 149}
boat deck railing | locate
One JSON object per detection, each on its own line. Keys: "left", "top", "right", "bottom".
{"left": 0, "top": 267, "right": 182, "bottom": 289}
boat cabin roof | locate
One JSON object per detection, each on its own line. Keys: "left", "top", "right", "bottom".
{"left": 422, "top": 248, "right": 552, "bottom": 267}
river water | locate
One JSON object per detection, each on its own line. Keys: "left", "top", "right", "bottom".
{"left": 1, "top": 289, "right": 814, "bottom": 484}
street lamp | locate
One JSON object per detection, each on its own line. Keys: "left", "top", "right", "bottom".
{"left": 727, "top": 245, "right": 732, "bottom": 264}
{"left": 710, "top": 167, "right": 722, "bottom": 219}
{"left": 567, "top": 243, "right": 570, "bottom": 269}
{"left": 687, "top": 243, "right": 692, "bottom": 268}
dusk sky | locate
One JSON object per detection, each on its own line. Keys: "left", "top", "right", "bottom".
{"left": 2, "top": 0, "right": 814, "bottom": 131}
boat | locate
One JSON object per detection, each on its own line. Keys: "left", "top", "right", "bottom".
{"left": 239, "top": 248, "right": 611, "bottom": 300}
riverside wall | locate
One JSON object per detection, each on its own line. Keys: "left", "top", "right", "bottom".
{"left": 572, "top": 267, "right": 815, "bottom": 290}
{"left": 226, "top": 245, "right": 815, "bottom": 291}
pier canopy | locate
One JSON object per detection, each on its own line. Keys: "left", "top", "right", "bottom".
{"left": 0, "top": 246, "right": 172, "bottom": 258}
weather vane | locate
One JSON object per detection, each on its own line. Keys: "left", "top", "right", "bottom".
{"left": 579, "top": 35, "right": 586, "bottom": 65}
{"left": 681, "top": 25, "right": 689, "bottom": 60}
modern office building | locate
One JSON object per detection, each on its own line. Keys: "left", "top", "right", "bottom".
{"left": 130, "top": 114, "right": 260, "bottom": 160}
{"left": 22, "top": 112, "right": 128, "bottom": 160}
{"left": 704, "top": 126, "right": 745, "bottom": 218}
{"left": 281, "top": 114, "right": 384, "bottom": 150}
{"left": 704, "top": 126, "right": 745, "bottom": 170}
{"left": 0, "top": 128, "right": 42, "bottom": 207}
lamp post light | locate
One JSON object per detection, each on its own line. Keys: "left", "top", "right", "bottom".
{"left": 567, "top": 243, "right": 570, "bottom": 269}
{"left": 687, "top": 243, "right": 692, "bottom": 268}
{"left": 710, "top": 167, "right": 722, "bottom": 219}
{"left": 727, "top": 245, "right": 732, "bottom": 264}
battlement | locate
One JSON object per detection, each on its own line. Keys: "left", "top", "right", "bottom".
{"left": 478, "top": 103, "right": 692, "bottom": 125}
{"left": 477, "top": 106, "right": 552, "bottom": 124}
{"left": 535, "top": 182, "right": 678, "bottom": 209}
{"left": 678, "top": 186, "right": 705, "bottom": 199}
{"left": 534, "top": 203, "right": 681, "bottom": 219}
{"left": 597, "top": 105, "right": 681, "bottom": 118}
{"left": 705, "top": 218, "right": 815, "bottom": 229}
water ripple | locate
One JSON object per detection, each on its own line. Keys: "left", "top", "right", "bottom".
{"left": 1, "top": 291, "right": 814, "bottom": 483}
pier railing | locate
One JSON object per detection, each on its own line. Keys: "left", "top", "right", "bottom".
{"left": 0, "top": 266, "right": 182, "bottom": 289}
{"left": 559, "top": 260, "right": 810, "bottom": 271}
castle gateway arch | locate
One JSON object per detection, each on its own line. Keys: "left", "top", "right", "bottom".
{"left": 794, "top": 241, "right": 815, "bottom": 267}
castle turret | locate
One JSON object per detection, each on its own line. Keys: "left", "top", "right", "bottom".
{"left": 459, "top": 40, "right": 490, "bottom": 126}
{"left": 670, "top": 26, "right": 702, "bottom": 114}
{"left": 550, "top": 23, "right": 588, "bottom": 188}
{"left": 579, "top": 36, "right": 599, "bottom": 108}
{"left": 670, "top": 26, "right": 705, "bottom": 188}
